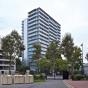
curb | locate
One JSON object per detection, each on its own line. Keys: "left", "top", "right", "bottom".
{"left": 63, "top": 80, "right": 74, "bottom": 88}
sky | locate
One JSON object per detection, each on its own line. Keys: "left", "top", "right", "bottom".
{"left": 0, "top": 0, "right": 88, "bottom": 62}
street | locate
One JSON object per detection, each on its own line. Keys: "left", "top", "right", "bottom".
{"left": 0, "top": 80, "right": 68, "bottom": 88}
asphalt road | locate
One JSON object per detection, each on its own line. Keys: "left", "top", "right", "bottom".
{"left": 0, "top": 80, "right": 68, "bottom": 88}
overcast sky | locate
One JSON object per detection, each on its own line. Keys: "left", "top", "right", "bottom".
{"left": 0, "top": 0, "right": 88, "bottom": 62}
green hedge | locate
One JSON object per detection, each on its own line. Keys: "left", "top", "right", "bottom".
{"left": 71, "top": 74, "right": 85, "bottom": 80}
{"left": 34, "top": 73, "right": 46, "bottom": 80}
{"left": 85, "top": 75, "right": 88, "bottom": 80}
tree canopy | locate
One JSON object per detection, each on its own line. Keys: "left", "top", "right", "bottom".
{"left": 32, "top": 43, "right": 41, "bottom": 60}
{"left": 46, "top": 41, "right": 61, "bottom": 60}
{"left": 61, "top": 33, "right": 82, "bottom": 75}
{"left": 61, "top": 33, "right": 74, "bottom": 61}
{"left": 2, "top": 30, "right": 24, "bottom": 74}
{"left": 45, "top": 41, "right": 61, "bottom": 78}
{"left": 38, "top": 58, "right": 51, "bottom": 73}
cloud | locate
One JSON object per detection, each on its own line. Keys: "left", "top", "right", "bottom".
{"left": 0, "top": 27, "right": 21, "bottom": 37}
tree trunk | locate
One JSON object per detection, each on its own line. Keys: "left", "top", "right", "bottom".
{"left": 53, "top": 60, "right": 56, "bottom": 79}
{"left": 71, "top": 63, "right": 74, "bottom": 78}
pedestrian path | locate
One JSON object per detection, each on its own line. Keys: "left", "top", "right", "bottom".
{"left": 64, "top": 80, "right": 88, "bottom": 88}
{"left": 0, "top": 80, "right": 68, "bottom": 88}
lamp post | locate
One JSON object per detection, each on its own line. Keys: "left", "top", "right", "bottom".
{"left": 81, "top": 43, "right": 84, "bottom": 75}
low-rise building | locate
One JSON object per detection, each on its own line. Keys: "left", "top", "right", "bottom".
{"left": 84, "top": 63, "right": 88, "bottom": 76}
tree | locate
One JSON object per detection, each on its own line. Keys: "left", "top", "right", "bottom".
{"left": 16, "top": 58, "right": 28, "bottom": 74}
{"left": 55, "top": 59, "right": 68, "bottom": 72}
{"left": 33, "top": 43, "right": 41, "bottom": 60}
{"left": 61, "top": 33, "right": 82, "bottom": 76}
{"left": 61, "top": 33, "right": 74, "bottom": 61}
{"left": 38, "top": 58, "right": 51, "bottom": 74}
{"left": 2, "top": 35, "right": 14, "bottom": 74}
{"left": 72, "top": 46, "right": 82, "bottom": 72}
{"left": 10, "top": 30, "right": 25, "bottom": 58}
{"left": 61, "top": 33, "right": 74, "bottom": 74}
{"left": 46, "top": 41, "right": 61, "bottom": 78}
{"left": 2, "top": 30, "right": 24, "bottom": 74}
{"left": 46, "top": 41, "right": 61, "bottom": 60}
{"left": 16, "top": 58, "right": 22, "bottom": 72}
{"left": 32, "top": 43, "right": 41, "bottom": 72}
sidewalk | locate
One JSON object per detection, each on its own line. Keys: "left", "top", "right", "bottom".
{"left": 64, "top": 80, "right": 88, "bottom": 88}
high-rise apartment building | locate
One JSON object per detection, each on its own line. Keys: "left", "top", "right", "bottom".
{"left": 22, "top": 8, "right": 61, "bottom": 69}
{"left": 22, "top": 19, "right": 28, "bottom": 64}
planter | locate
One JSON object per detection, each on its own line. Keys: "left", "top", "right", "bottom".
{"left": 25, "top": 75, "right": 33, "bottom": 83}
{"left": 14, "top": 75, "right": 25, "bottom": 84}
{"left": 0, "top": 75, "right": 13, "bottom": 85}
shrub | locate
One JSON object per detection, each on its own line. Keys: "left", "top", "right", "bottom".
{"left": 74, "top": 71, "right": 81, "bottom": 74}
{"left": 40, "top": 73, "right": 45, "bottom": 79}
{"left": 34, "top": 73, "right": 46, "bottom": 80}
{"left": 85, "top": 75, "right": 88, "bottom": 80}
{"left": 34, "top": 74, "right": 40, "bottom": 80}
{"left": 72, "top": 74, "right": 84, "bottom": 80}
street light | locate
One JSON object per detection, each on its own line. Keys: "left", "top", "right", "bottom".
{"left": 81, "top": 43, "right": 84, "bottom": 75}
